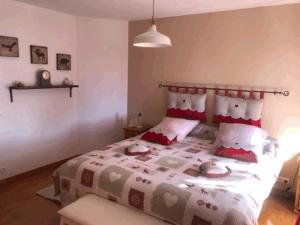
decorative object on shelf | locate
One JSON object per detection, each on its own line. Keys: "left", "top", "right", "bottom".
{"left": 38, "top": 70, "right": 51, "bottom": 87}
{"left": 57, "top": 54, "right": 71, "bottom": 70}
{"left": 30, "top": 45, "right": 48, "bottom": 64}
{"left": 62, "top": 77, "right": 73, "bottom": 86}
{"left": 0, "top": 36, "right": 19, "bottom": 57}
{"left": 12, "top": 81, "right": 25, "bottom": 87}
{"left": 128, "top": 113, "right": 143, "bottom": 128}
{"left": 133, "top": 0, "right": 171, "bottom": 48}
{"left": 8, "top": 84, "right": 79, "bottom": 103}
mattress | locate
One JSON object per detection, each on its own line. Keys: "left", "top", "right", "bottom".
{"left": 53, "top": 136, "right": 282, "bottom": 225}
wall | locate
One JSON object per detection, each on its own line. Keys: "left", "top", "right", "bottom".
{"left": 0, "top": 0, "right": 128, "bottom": 180}
{"left": 128, "top": 4, "right": 300, "bottom": 182}
{"left": 76, "top": 18, "right": 128, "bottom": 150}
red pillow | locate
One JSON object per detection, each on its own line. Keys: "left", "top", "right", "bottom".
{"left": 141, "top": 128, "right": 177, "bottom": 146}
{"left": 215, "top": 146, "right": 258, "bottom": 163}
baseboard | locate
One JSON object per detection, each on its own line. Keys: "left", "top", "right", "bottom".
{"left": 0, "top": 155, "right": 78, "bottom": 187}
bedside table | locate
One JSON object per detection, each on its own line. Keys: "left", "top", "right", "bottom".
{"left": 123, "top": 126, "right": 151, "bottom": 139}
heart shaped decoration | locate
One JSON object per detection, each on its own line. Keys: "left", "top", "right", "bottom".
{"left": 109, "top": 172, "right": 122, "bottom": 182}
{"left": 163, "top": 192, "right": 178, "bottom": 207}
{"left": 199, "top": 161, "right": 231, "bottom": 178}
{"left": 125, "top": 143, "right": 150, "bottom": 156}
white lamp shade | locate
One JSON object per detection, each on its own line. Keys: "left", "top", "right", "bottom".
{"left": 133, "top": 24, "right": 171, "bottom": 48}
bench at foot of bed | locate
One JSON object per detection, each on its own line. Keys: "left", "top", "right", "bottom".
{"left": 58, "top": 194, "right": 169, "bottom": 225}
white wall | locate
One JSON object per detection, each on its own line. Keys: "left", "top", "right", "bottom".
{"left": 76, "top": 18, "right": 128, "bottom": 150}
{"left": 0, "top": 0, "right": 128, "bottom": 180}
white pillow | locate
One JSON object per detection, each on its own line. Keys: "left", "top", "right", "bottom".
{"left": 214, "top": 95, "right": 263, "bottom": 127}
{"left": 167, "top": 91, "right": 207, "bottom": 121}
{"left": 189, "top": 124, "right": 218, "bottom": 139}
{"left": 216, "top": 123, "right": 268, "bottom": 146}
{"left": 156, "top": 117, "right": 199, "bottom": 141}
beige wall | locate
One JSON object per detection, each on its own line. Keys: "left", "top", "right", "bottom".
{"left": 128, "top": 4, "right": 300, "bottom": 183}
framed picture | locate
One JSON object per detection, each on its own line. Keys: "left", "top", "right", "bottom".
{"left": 57, "top": 54, "right": 71, "bottom": 71}
{"left": 0, "top": 36, "right": 19, "bottom": 57}
{"left": 30, "top": 45, "right": 48, "bottom": 64}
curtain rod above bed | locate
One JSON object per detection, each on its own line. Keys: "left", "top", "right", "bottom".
{"left": 158, "top": 83, "right": 290, "bottom": 97}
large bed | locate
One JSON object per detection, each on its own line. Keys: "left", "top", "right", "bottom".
{"left": 53, "top": 134, "right": 282, "bottom": 225}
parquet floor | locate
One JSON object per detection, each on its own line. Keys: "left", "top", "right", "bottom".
{"left": 0, "top": 168, "right": 296, "bottom": 225}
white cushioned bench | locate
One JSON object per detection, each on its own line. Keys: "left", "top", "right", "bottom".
{"left": 58, "top": 194, "right": 169, "bottom": 225}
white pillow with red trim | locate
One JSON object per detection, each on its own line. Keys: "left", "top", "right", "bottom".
{"left": 141, "top": 117, "right": 199, "bottom": 145}
{"left": 214, "top": 123, "right": 268, "bottom": 163}
{"left": 214, "top": 95, "right": 263, "bottom": 127}
{"left": 215, "top": 141, "right": 263, "bottom": 163}
{"left": 141, "top": 127, "right": 177, "bottom": 146}
{"left": 166, "top": 91, "right": 207, "bottom": 121}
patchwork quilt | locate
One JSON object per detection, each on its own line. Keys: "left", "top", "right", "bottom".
{"left": 53, "top": 136, "right": 282, "bottom": 225}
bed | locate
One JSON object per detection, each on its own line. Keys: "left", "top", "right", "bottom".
{"left": 53, "top": 134, "right": 282, "bottom": 225}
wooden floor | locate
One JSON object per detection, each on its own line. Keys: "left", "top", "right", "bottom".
{"left": 0, "top": 168, "right": 297, "bottom": 225}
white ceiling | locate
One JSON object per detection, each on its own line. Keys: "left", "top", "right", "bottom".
{"left": 14, "top": 0, "right": 300, "bottom": 21}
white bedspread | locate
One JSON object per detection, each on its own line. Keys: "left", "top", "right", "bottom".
{"left": 53, "top": 136, "right": 282, "bottom": 225}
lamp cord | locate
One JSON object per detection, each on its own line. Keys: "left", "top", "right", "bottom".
{"left": 151, "top": 0, "right": 155, "bottom": 24}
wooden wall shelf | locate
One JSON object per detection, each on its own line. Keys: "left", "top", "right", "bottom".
{"left": 9, "top": 85, "right": 79, "bottom": 102}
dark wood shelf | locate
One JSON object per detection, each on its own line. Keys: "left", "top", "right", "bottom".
{"left": 9, "top": 85, "right": 79, "bottom": 102}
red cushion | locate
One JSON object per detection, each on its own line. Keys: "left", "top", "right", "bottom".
{"left": 141, "top": 131, "right": 176, "bottom": 146}
{"left": 215, "top": 146, "right": 258, "bottom": 163}
{"left": 166, "top": 108, "right": 207, "bottom": 121}
{"left": 214, "top": 115, "right": 261, "bottom": 127}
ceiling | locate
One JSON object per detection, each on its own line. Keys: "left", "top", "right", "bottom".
{"left": 14, "top": 0, "right": 300, "bottom": 21}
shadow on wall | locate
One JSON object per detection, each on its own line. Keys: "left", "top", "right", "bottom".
{"left": 78, "top": 112, "right": 126, "bottom": 152}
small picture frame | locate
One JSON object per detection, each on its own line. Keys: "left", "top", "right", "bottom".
{"left": 0, "top": 36, "right": 19, "bottom": 57}
{"left": 30, "top": 45, "right": 48, "bottom": 64}
{"left": 57, "top": 54, "right": 71, "bottom": 71}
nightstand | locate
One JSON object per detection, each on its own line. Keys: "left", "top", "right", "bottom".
{"left": 123, "top": 126, "right": 151, "bottom": 139}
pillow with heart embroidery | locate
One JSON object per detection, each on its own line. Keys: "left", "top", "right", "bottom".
{"left": 125, "top": 143, "right": 151, "bottom": 156}
{"left": 199, "top": 161, "right": 231, "bottom": 178}
{"left": 166, "top": 91, "right": 207, "bottom": 121}
{"left": 214, "top": 123, "right": 267, "bottom": 162}
{"left": 214, "top": 95, "right": 263, "bottom": 127}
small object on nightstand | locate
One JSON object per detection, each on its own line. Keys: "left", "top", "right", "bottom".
{"left": 128, "top": 113, "right": 143, "bottom": 129}
{"left": 123, "top": 126, "right": 152, "bottom": 139}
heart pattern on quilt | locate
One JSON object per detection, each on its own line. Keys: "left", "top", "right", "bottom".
{"left": 109, "top": 172, "right": 122, "bottom": 182}
{"left": 167, "top": 159, "right": 178, "bottom": 165}
{"left": 164, "top": 192, "right": 178, "bottom": 207}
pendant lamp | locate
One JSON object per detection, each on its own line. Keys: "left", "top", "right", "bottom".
{"left": 133, "top": 0, "right": 171, "bottom": 48}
